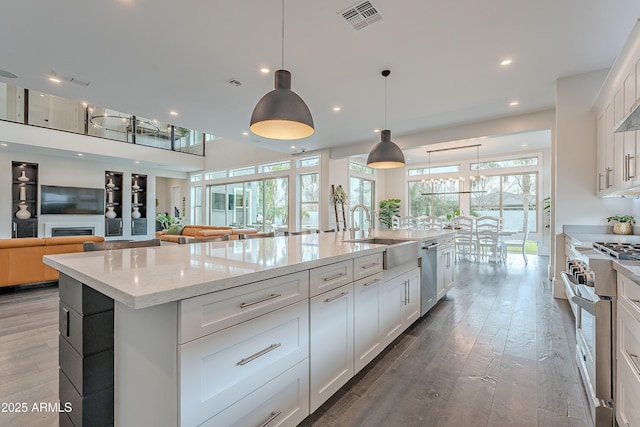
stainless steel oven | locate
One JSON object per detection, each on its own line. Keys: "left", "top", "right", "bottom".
{"left": 561, "top": 251, "right": 617, "bottom": 427}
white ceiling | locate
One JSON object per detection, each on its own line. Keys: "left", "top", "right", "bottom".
{"left": 1, "top": 1, "right": 639, "bottom": 159}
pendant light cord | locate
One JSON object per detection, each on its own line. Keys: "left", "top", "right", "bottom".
{"left": 384, "top": 74, "right": 387, "bottom": 129}
{"left": 281, "top": 0, "right": 285, "bottom": 69}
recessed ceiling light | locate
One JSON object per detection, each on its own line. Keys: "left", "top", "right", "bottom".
{"left": 500, "top": 58, "right": 513, "bottom": 66}
{"left": 76, "top": 153, "right": 84, "bottom": 157}
{"left": 242, "top": 132, "right": 249, "bottom": 136}
{"left": 510, "top": 101, "right": 519, "bottom": 106}
{"left": 0, "top": 143, "right": 8, "bottom": 147}
{"left": 521, "top": 144, "right": 527, "bottom": 147}
{"left": 291, "top": 145, "right": 296, "bottom": 149}
{"left": 260, "top": 68, "right": 270, "bottom": 74}
{"left": 169, "top": 111, "right": 178, "bottom": 116}
{"left": 374, "top": 129, "right": 380, "bottom": 133}
{"left": 135, "top": 161, "right": 140, "bottom": 164}
{"left": 333, "top": 106, "right": 341, "bottom": 112}
{"left": 49, "top": 76, "right": 61, "bottom": 83}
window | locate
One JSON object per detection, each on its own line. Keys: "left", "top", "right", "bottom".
{"left": 190, "top": 174, "right": 202, "bottom": 182}
{"left": 408, "top": 165, "right": 460, "bottom": 176}
{"left": 205, "top": 171, "right": 226, "bottom": 180}
{"left": 350, "top": 176, "right": 374, "bottom": 230}
{"left": 471, "top": 156, "right": 538, "bottom": 170}
{"left": 409, "top": 180, "right": 460, "bottom": 217}
{"left": 471, "top": 173, "right": 537, "bottom": 232}
{"left": 229, "top": 166, "right": 255, "bottom": 177}
{"left": 350, "top": 162, "right": 374, "bottom": 175}
{"left": 299, "top": 156, "right": 320, "bottom": 168}
{"left": 191, "top": 186, "right": 202, "bottom": 225}
{"left": 300, "top": 173, "right": 319, "bottom": 230}
{"left": 206, "top": 178, "right": 288, "bottom": 232}
{"left": 259, "top": 161, "right": 290, "bottom": 173}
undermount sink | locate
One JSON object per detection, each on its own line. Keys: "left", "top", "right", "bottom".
{"left": 344, "top": 237, "right": 419, "bottom": 269}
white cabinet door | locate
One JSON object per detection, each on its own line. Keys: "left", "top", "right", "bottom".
{"left": 309, "top": 283, "right": 354, "bottom": 412}
{"left": 380, "top": 268, "right": 421, "bottom": 347}
{"left": 380, "top": 273, "right": 405, "bottom": 347}
{"left": 444, "top": 245, "right": 455, "bottom": 293}
{"left": 597, "top": 112, "right": 606, "bottom": 194}
{"left": 605, "top": 102, "right": 616, "bottom": 192}
{"left": 437, "top": 247, "right": 447, "bottom": 300}
{"left": 354, "top": 272, "right": 383, "bottom": 373}
{"left": 403, "top": 268, "right": 421, "bottom": 326}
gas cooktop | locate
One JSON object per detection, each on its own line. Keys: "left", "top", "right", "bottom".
{"left": 593, "top": 242, "right": 640, "bottom": 260}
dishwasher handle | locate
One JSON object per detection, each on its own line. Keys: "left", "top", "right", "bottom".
{"left": 421, "top": 242, "right": 440, "bottom": 251}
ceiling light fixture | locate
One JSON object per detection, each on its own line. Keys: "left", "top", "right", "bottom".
{"left": 260, "top": 68, "right": 270, "bottom": 74}
{"left": 333, "top": 106, "right": 341, "bottom": 111}
{"left": 421, "top": 144, "right": 486, "bottom": 196}
{"left": 500, "top": 58, "right": 512, "bottom": 66}
{"left": 49, "top": 76, "right": 61, "bottom": 83}
{"left": 169, "top": 111, "right": 178, "bottom": 116}
{"left": 366, "top": 69, "right": 405, "bottom": 169}
{"left": 510, "top": 101, "right": 519, "bottom": 106}
{"left": 250, "top": 0, "right": 314, "bottom": 140}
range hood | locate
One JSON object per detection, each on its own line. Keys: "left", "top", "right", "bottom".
{"left": 615, "top": 98, "right": 640, "bottom": 133}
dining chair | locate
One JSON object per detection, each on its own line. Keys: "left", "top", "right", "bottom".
{"left": 177, "top": 235, "right": 230, "bottom": 244}
{"left": 475, "top": 216, "right": 501, "bottom": 263}
{"left": 502, "top": 228, "right": 530, "bottom": 264}
{"left": 83, "top": 238, "right": 161, "bottom": 252}
{"left": 398, "top": 216, "right": 417, "bottom": 230}
{"left": 423, "top": 216, "right": 443, "bottom": 231}
{"left": 452, "top": 216, "right": 476, "bottom": 261}
{"left": 238, "top": 232, "right": 275, "bottom": 239}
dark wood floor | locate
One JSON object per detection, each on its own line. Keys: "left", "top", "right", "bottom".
{"left": 0, "top": 255, "right": 590, "bottom": 427}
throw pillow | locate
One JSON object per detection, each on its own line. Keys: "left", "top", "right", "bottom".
{"left": 165, "top": 224, "right": 185, "bottom": 235}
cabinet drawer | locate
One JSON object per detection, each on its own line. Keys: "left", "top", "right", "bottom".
{"left": 618, "top": 275, "right": 640, "bottom": 322}
{"left": 179, "top": 301, "right": 309, "bottom": 427}
{"left": 617, "top": 342, "right": 640, "bottom": 427}
{"left": 618, "top": 301, "right": 640, "bottom": 374}
{"left": 179, "top": 271, "right": 309, "bottom": 343}
{"left": 353, "top": 252, "right": 383, "bottom": 281}
{"left": 200, "top": 359, "right": 309, "bottom": 427}
{"left": 309, "top": 260, "right": 353, "bottom": 297}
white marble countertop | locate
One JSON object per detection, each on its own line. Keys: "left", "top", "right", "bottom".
{"left": 564, "top": 232, "right": 640, "bottom": 247}
{"left": 613, "top": 260, "right": 640, "bottom": 285}
{"left": 44, "top": 230, "right": 453, "bottom": 309}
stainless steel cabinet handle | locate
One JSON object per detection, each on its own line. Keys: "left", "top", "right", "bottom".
{"left": 624, "top": 154, "right": 629, "bottom": 181}
{"left": 606, "top": 167, "right": 612, "bottom": 188}
{"left": 361, "top": 262, "right": 379, "bottom": 270}
{"left": 598, "top": 172, "right": 603, "bottom": 191}
{"left": 629, "top": 155, "right": 636, "bottom": 179}
{"left": 237, "top": 343, "right": 281, "bottom": 366}
{"left": 323, "top": 272, "right": 346, "bottom": 282}
{"left": 363, "top": 278, "right": 381, "bottom": 287}
{"left": 325, "top": 292, "right": 349, "bottom": 303}
{"left": 240, "top": 293, "right": 282, "bottom": 308}
{"left": 258, "top": 411, "right": 282, "bottom": 427}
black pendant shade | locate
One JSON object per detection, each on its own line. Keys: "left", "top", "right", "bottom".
{"left": 367, "top": 129, "right": 405, "bottom": 169}
{"left": 250, "top": 70, "right": 314, "bottom": 140}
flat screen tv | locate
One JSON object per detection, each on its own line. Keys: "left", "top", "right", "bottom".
{"left": 41, "top": 185, "right": 105, "bottom": 215}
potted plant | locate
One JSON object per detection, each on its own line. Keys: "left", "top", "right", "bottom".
{"left": 607, "top": 215, "right": 635, "bottom": 235}
{"left": 379, "top": 199, "right": 401, "bottom": 229}
{"left": 156, "top": 212, "right": 181, "bottom": 231}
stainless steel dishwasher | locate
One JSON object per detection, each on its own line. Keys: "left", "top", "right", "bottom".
{"left": 420, "top": 240, "right": 439, "bottom": 316}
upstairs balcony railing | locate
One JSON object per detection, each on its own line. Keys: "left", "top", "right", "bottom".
{"left": 0, "top": 82, "right": 213, "bottom": 156}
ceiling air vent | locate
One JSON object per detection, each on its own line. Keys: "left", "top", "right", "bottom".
{"left": 340, "top": 1, "right": 382, "bottom": 31}
{"left": 226, "top": 78, "right": 243, "bottom": 87}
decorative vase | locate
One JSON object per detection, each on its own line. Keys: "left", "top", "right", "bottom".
{"left": 132, "top": 180, "right": 140, "bottom": 191}
{"left": 19, "top": 185, "right": 27, "bottom": 202}
{"left": 613, "top": 222, "right": 633, "bottom": 235}
{"left": 106, "top": 178, "right": 115, "bottom": 188}
{"left": 16, "top": 204, "right": 31, "bottom": 219}
{"left": 105, "top": 206, "right": 117, "bottom": 219}
{"left": 132, "top": 207, "right": 141, "bottom": 219}
{"left": 17, "top": 170, "right": 29, "bottom": 182}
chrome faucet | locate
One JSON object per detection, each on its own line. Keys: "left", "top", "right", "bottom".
{"left": 350, "top": 204, "right": 371, "bottom": 239}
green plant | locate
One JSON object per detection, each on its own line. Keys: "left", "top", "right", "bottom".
{"left": 332, "top": 185, "right": 347, "bottom": 205}
{"left": 379, "top": 199, "right": 401, "bottom": 228}
{"left": 607, "top": 215, "right": 636, "bottom": 225}
{"left": 156, "top": 212, "right": 181, "bottom": 230}
{"left": 543, "top": 196, "right": 551, "bottom": 228}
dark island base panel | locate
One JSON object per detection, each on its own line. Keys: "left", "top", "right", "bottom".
{"left": 58, "top": 273, "right": 115, "bottom": 427}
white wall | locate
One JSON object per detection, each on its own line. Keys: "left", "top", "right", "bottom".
{"left": 553, "top": 70, "right": 632, "bottom": 296}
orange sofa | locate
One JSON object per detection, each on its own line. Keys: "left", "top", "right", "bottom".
{"left": 0, "top": 235, "right": 104, "bottom": 288}
{"left": 155, "top": 225, "right": 258, "bottom": 243}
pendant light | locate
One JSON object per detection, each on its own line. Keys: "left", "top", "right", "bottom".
{"left": 250, "top": 0, "right": 314, "bottom": 140}
{"left": 367, "top": 69, "right": 405, "bottom": 169}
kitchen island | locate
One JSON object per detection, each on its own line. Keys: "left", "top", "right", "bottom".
{"left": 44, "top": 230, "right": 453, "bottom": 427}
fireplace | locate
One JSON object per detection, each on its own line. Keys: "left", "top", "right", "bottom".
{"left": 51, "top": 227, "right": 95, "bottom": 237}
